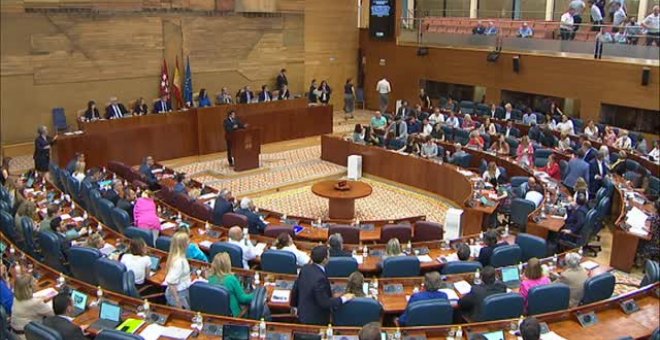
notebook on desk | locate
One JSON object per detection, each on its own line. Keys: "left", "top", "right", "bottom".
{"left": 70, "top": 290, "right": 88, "bottom": 317}
{"left": 89, "top": 301, "right": 123, "bottom": 331}
{"left": 501, "top": 266, "right": 521, "bottom": 289}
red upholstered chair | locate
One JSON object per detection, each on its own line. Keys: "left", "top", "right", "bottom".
{"left": 172, "top": 193, "right": 194, "bottom": 215}
{"left": 156, "top": 186, "right": 174, "bottom": 204}
{"left": 222, "top": 212, "right": 248, "bottom": 228}
{"left": 380, "top": 224, "right": 412, "bottom": 243}
{"left": 413, "top": 221, "right": 444, "bottom": 242}
{"left": 264, "top": 224, "right": 294, "bottom": 238}
{"left": 328, "top": 224, "right": 360, "bottom": 244}
{"left": 190, "top": 201, "right": 212, "bottom": 222}
{"left": 107, "top": 161, "right": 126, "bottom": 178}
{"left": 132, "top": 179, "right": 148, "bottom": 190}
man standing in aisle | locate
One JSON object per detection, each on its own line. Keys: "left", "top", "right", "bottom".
{"left": 376, "top": 77, "right": 391, "bottom": 114}
{"left": 223, "top": 110, "right": 245, "bottom": 167}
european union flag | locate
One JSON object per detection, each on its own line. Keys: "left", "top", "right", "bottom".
{"left": 183, "top": 56, "right": 193, "bottom": 106}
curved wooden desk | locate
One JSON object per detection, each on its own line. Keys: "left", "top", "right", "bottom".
{"left": 311, "top": 180, "right": 373, "bottom": 220}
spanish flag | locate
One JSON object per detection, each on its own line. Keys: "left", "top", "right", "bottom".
{"left": 172, "top": 57, "right": 184, "bottom": 109}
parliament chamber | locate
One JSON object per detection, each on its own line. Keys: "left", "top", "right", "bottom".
{"left": 0, "top": 0, "right": 659, "bottom": 339}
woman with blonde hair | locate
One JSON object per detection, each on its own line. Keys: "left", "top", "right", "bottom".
{"left": 208, "top": 253, "right": 254, "bottom": 317}
{"left": 165, "top": 231, "right": 192, "bottom": 309}
{"left": 11, "top": 274, "right": 54, "bottom": 338}
{"left": 482, "top": 161, "right": 501, "bottom": 183}
{"left": 574, "top": 177, "right": 589, "bottom": 201}
{"left": 72, "top": 161, "right": 86, "bottom": 182}
{"left": 516, "top": 135, "right": 534, "bottom": 167}
{"left": 84, "top": 232, "right": 105, "bottom": 249}
{"left": 345, "top": 272, "right": 366, "bottom": 297}
{"left": 385, "top": 238, "right": 403, "bottom": 257}
{"left": 134, "top": 190, "right": 161, "bottom": 241}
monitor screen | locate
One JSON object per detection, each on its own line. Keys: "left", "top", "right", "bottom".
{"left": 501, "top": 266, "right": 520, "bottom": 283}
{"left": 222, "top": 324, "right": 250, "bottom": 340}
{"left": 482, "top": 330, "right": 505, "bottom": 340}
{"left": 149, "top": 256, "right": 161, "bottom": 271}
{"left": 369, "top": 0, "right": 395, "bottom": 39}
{"left": 99, "top": 302, "right": 121, "bottom": 322}
{"left": 71, "top": 290, "right": 88, "bottom": 310}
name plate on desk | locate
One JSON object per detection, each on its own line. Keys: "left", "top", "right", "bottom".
{"left": 383, "top": 284, "right": 404, "bottom": 295}
{"left": 576, "top": 311, "right": 599, "bottom": 328}
{"left": 359, "top": 223, "right": 375, "bottom": 231}
{"left": 275, "top": 280, "right": 294, "bottom": 290}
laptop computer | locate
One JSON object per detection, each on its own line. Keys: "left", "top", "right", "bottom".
{"left": 222, "top": 324, "right": 250, "bottom": 340}
{"left": 480, "top": 330, "right": 505, "bottom": 340}
{"left": 89, "top": 301, "right": 122, "bottom": 331}
{"left": 501, "top": 266, "right": 521, "bottom": 289}
{"left": 149, "top": 256, "right": 161, "bottom": 271}
{"left": 70, "top": 290, "right": 88, "bottom": 317}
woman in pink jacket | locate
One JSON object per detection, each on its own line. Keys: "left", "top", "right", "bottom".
{"left": 133, "top": 191, "right": 161, "bottom": 240}
{"left": 519, "top": 257, "right": 551, "bottom": 311}
{"left": 516, "top": 135, "right": 535, "bottom": 167}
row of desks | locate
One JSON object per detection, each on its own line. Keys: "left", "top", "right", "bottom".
{"left": 53, "top": 99, "right": 333, "bottom": 169}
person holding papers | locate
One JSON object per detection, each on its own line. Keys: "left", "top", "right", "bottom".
{"left": 398, "top": 272, "right": 448, "bottom": 326}
{"left": 227, "top": 226, "right": 259, "bottom": 269}
{"left": 208, "top": 253, "right": 254, "bottom": 317}
{"left": 43, "top": 292, "right": 88, "bottom": 340}
{"left": 458, "top": 266, "right": 506, "bottom": 320}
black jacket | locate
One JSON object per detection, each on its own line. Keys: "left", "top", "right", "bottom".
{"left": 458, "top": 280, "right": 507, "bottom": 319}
{"left": 223, "top": 117, "right": 245, "bottom": 137}
{"left": 477, "top": 242, "right": 507, "bottom": 267}
{"left": 329, "top": 248, "right": 352, "bottom": 257}
{"left": 291, "top": 263, "right": 342, "bottom": 325}
{"left": 212, "top": 197, "right": 234, "bottom": 225}
{"left": 43, "top": 315, "right": 88, "bottom": 340}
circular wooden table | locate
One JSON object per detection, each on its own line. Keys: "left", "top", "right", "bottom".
{"left": 311, "top": 180, "right": 373, "bottom": 220}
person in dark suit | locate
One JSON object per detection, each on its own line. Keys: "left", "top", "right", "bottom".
{"left": 581, "top": 141, "right": 597, "bottom": 163}
{"left": 235, "top": 197, "right": 266, "bottom": 235}
{"left": 153, "top": 95, "right": 172, "bottom": 113}
{"left": 43, "top": 292, "right": 88, "bottom": 340}
{"left": 116, "top": 187, "right": 136, "bottom": 223}
{"left": 458, "top": 266, "right": 507, "bottom": 319}
{"left": 328, "top": 233, "right": 351, "bottom": 257}
{"left": 290, "top": 246, "right": 354, "bottom": 325}
{"left": 588, "top": 152, "right": 608, "bottom": 195}
{"left": 258, "top": 85, "right": 273, "bottom": 102}
{"left": 103, "top": 180, "right": 123, "bottom": 205}
{"left": 561, "top": 194, "right": 589, "bottom": 236}
{"left": 399, "top": 272, "right": 448, "bottom": 325}
{"left": 33, "top": 125, "right": 57, "bottom": 173}
{"left": 396, "top": 101, "right": 410, "bottom": 120}
{"left": 239, "top": 86, "right": 255, "bottom": 104}
{"left": 83, "top": 100, "right": 101, "bottom": 121}
{"left": 66, "top": 153, "right": 85, "bottom": 174}
{"left": 563, "top": 150, "right": 590, "bottom": 193}
{"left": 278, "top": 85, "right": 291, "bottom": 101}
{"left": 133, "top": 97, "right": 149, "bottom": 116}
{"left": 212, "top": 189, "right": 234, "bottom": 225}
{"left": 318, "top": 80, "right": 332, "bottom": 104}
{"left": 308, "top": 79, "right": 319, "bottom": 103}
{"left": 277, "top": 68, "right": 288, "bottom": 90}
{"left": 139, "top": 156, "right": 160, "bottom": 190}
{"left": 477, "top": 230, "right": 507, "bottom": 267}
{"left": 173, "top": 173, "right": 187, "bottom": 196}
{"left": 223, "top": 110, "right": 245, "bottom": 166}
{"left": 105, "top": 97, "right": 128, "bottom": 119}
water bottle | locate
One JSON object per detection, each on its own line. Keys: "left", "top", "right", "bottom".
{"left": 258, "top": 318, "right": 267, "bottom": 340}
{"left": 518, "top": 262, "right": 523, "bottom": 273}
{"left": 254, "top": 272, "right": 261, "bottom": 286}
{"left": 325, "top": 324, "right": 333, "bottom": 340}
{"left": 412, "top": 285, "right": 419, "bottom": 294}
{"left": 142, "top": 299, "right": 151, "bottom": 320}
{"left": 578, "top": 247, "right": 584, "bottom": 256}
{"left": 393, "top": 327, "right": 402, "bottom": 340}
{"left": 205, "top": 222, "right": 211, "bottom": 233}
{"left": 96, "top": 224, "right": 103, "bottom": 234}
{"left": 455, "top": 326, "right": 463, "bottom": 338}
{"left": 83, "top": 211, "right": 88, "bottom": 220}
{"left": 362, "top": 245, "right": 368, "bottom": 257}
{"left": 504, "top": 225, "right": 509, "bottom": 236}
{"left": 407, "top": 240, "right": 412, "bottom": 253}
{"left": 553, "top": 253, "right": 558, "bottom": 268}
{"left": 352, "top": 249, "right": 357, "bottom": 257}
{"left": 474, "top": 268, "right": 482, "bottom": 285}
{"left": 192, "top": 312, "right": 203, "bottom": 330}
{"left": 57, "top": 273, "right": 66, "bottom": 288}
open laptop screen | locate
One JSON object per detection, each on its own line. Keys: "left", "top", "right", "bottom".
{"left": 99, "top": 302, "right": 121, "bottom": 322}
{"left": 501, "top": 266, "right": 520, "bottom": 283}
{"left": 71, "top": 290, "right": 88, "bottom": 310}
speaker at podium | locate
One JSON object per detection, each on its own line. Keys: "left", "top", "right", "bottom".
{"left": 347, "top": 155, "right": 362, "bottom": 180}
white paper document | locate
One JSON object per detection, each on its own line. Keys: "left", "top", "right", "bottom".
{"left": 453, "top": 280, "right": 472, "bottom": 295}
{"left": 271, "top": 289, "right": 291, "bottom": 303}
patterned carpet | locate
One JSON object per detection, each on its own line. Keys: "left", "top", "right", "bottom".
{"left": 253, "top": 177, "right": 453, "bottom": 222}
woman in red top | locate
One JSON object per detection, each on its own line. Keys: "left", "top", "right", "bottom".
{"left": 541, "top": 154, "right": 561, "bottom": 181}
{"left": 467, "top": 130, "right": 485, "bottom": 150}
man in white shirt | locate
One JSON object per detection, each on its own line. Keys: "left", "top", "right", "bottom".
{"left": 570, "top": 0, "right": 586, "bottom": 31}
{"left": 428, "top": 107, "right": 445, "bottom": 125}
{"left": 376, "top": 78, "right": 392, "bottom": 113}
{"left": 503, "top": 103, "right": 513, "bottom": 120}
{"left": 614, "top": 130, "right": 632, "bottom": 149}
{"left": 227, "top": 226, "right": 259, "bottom": 269}
{"left": 589, "top": 0, "right": 604, "bottom": 31}
{"left": 612, "top": 2, "right": 626, "bottom": 27}
{"left": 641, "top": 5, "right": 660, "bottom": 46}
{"left": 607, "top": 0, "right": 626, "bottom": 21}
{"left": 446, "top": 112, "right": 460, "bottom": 128}
{"left": 561, "top": 8, "right": 577, "bottom": 40}
{"left": 557, "top": 115, "right": 575, "bottom": 135}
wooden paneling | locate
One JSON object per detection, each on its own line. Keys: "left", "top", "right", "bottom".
{"left": 359, "top": 29, "right": 660, "bottom": 124}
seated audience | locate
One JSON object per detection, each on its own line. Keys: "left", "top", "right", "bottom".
{"left": 477, "top": 230, "right": 507, "bottom": 267}
{"left": 400, "top": 135, "right": 421, "bottom": 154}
{"left": 120, "top": 238, "right": 152, "bottom": 287}
{"left": 456, "top": 242, "right": 471, "bottom": 261}
{"left": 359, "top": 322, "right": 382, "bottom": 340}
{"left": 83, "top": 100, "right": 101, "bottom": 120}
{"left": 197, "top": 88, "right": 212, "bottom": 107}
{"left": 544, "top": 113, "right": 557, "bottom": 130}
{"left": 557, "top": 115, "right": 575, "bottom": 135}
{"left": 13, "top": 200, "right": 37, "bottom": 245}
{"left": 446, "top": 112, "right": 460, "bottom": 128}
{"left": 467, "top": 130, "right": 485, "bottom": 150}
{"left": 462, "top": 114, "right": 476, "bottom": 130}
{"left": 83, "top": 232, "right": 105, "bottom": 249}
{"left": 503, "top": 103, "right": 513, "bottom": 120}
{"left": 519, "top": 258, "right": 551, "bottom": 310}
{"left": 516, "top": 136, "right": 535, "bottom": 167}
{"left": 399, "top": 272, "right": 448, "bottom": 325}
{"left": 448, "top": 143, "right": 468, "bottom": 164}
{"left": 407, "top": 116, "right": 421, "bottom": 134}
{"left": 103, "top": 180, "right": 123, "bottom": 205}
{"left": 420, "top": 136, "right": 439, "bottom": 159}
{"left": 117, "top": 187, "right": 136, "bottom": 223}
{"left": 603, "top": 126, "right": 617, "bottom": 146}
{"left": 318, "top": 80, "right": 332, "bottom": 104}
{"left": 370, "top": 111, "right": 388, "bottom": 133}
{"left": 473, "top": 20, "right": 487, "bottom": 35}
{"left": 273, "top": 233, "right": 310, "bottom": 267}
{"left": 216, "top": 87, "right": 233, "bottom": 104}
{"left": 561, "top": 193, "right": 589, "bottom": 237}
{"left": 458, "top": 266, "right": 506, "bottom": 319}
{"left": 584, "top": 120, "right": 599, "bottom": 139}
{"left": 42, "top": 292, "right": 87, "bottom": 340}
{"left": 483, "top": 117, "right": 497, "bottom": 136}
{"left": 173, "top": 173, "right": 187, "bottom": 195}
{"left": 39, "top": 203, "right": 61, "bottom": 233}
{"left": 328, "top": 233, "right": 351, "bottom": 257}
{"left": 345, "top": 272, "right": 366, "bottom": 297}
{"left": 522, "top": 108, "right": 537, "bottom": 125}
{"left": 11, "top": 274, "right": 55, "bottom": 335}
{"left": 490, "top": 134, "right": 510, "bottom": 156}
{"left": 212, "top": 189, "right": 234, "bottom": 225}
{"left": 133, "top": 97, "right": 149, "bottom": 115}
{"left": 558, "top": 132, "right": 572, "bottom": 152}
{"left": 134, "top": 190, "right": 162, "bottom": 241}
{"left": 236, "top": 197, "right": 267, "bottom": 235}
{"left": 208, "top": 253, "right": 254, "bottom": 317}
{"left": 72, "top": 161, "right": 86, "bottom": 183}
{"left": 105, "top": 96, "right": 128, "bottom": 119}
{"left": 485, "top": 21, "right": 498, "bottom": 35}
{"left": 421, "top": 119, "right": 433, "bottom": 136}
{"left": 610, "top": 151, "right": 628, "bottom": 175}
{"left": 518, "top": 22, "right": 534, "bottom": 38}
{"left": 614, "top": 129, "right": 632, "bottom": 149}
{"left": 503, "top": 120, "right": 516, "bottom": 138}
{"left": 239, "top": 86, "right": 255, "bottom": 104}
{"left": 482, "top": 161, "right": 501, "bottom": 183}
{"left": 352, "top": 124, "right": 367, "bottom": 145}
{"left": 278, "top": 85, "right": 291, "bottom": 100}
{"left": 541, "top": 154, "right": 562, "bottom": 181}
{"left": 176, "top": 226, "right": 208, "bottom": 263}
{"left": 227, "top": 226, "right": 258, "bottom": 269}
{"left": 553, "top": 252, "right": 588, "bottom": 307}
{"left": 636, "top": 135, "right": 648, "bottom": 154}
{"left": 66, "top": 152, "right": 85, "bottom": 173}
{"left": 384, "top": 238, "right": 404, "bottom": 258}
{"left": 428, "top": 108, "right": 445, "bottom": 125}
{"left": 258, "top": 85, "right": 273, "bottom": 102}
{"left": 636, "top": 200, "right": 659, "bottom": 266}
{"left": 430, "top": 123, "right": 445, "bottom": 142}
{"left": 649, "top": 140, "right": 660, "bottom": 160}
{"left": 154, "top": 95, "right": 172, "bottom": 113}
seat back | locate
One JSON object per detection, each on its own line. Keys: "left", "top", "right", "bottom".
{"left": 403, "top": 299, "right": 453, "bottom": 326}
{"left": 490, "top": 244, "right": 522, "bottom": 268}
{"left": 97, "top": 198, "right": 116, "bottom": 230}
{"left": 124, "top": 226, "right": 155, "bottom": 247}
{"left": 155, "top": 236, "right": 172, "bottom": 252}
{"left": 122, "top": 271, "right": 141, "bottom": 298}
{"left": 95, "top": 329, "right": 144, "bottom": 340}
{"left": 515, "top": 233, "right": 547, "bottom": 262}
{"left": 534, "top": 148, "right": 553, "bottom": 168}
{"left": 247, "top": 286, "right": 271, "bottom": 321}
{"left": 38, "top": 231, "right": 67, "bottom": 273}
{"left": 453, "top": 153, "right": 473, "bottom": 168}
{"left": 51, "top": 107, "right": 68, "bottom": 133}
{"left": 527, "top": 283, "right": 570, "bottom": 315}
{"left": 25, "top": 321, "right": 62, "bottom": 340}
{"left": 68, "top": 246, "right": 103, "bottom": 285}
{"left": 263, "top": 224, "right": 295, "bottom": 239}
{"left": 20, "top": 217, "right": 40, "bottom": 259}
{"left": 478, "top": 293, "right": 524, "bottom": 321}
{"left": 261, "top": 250, "right": 298, "bottom": 274}
{"left": 209, "top": 242, "right": 244, "bottom": 268}
{"left": 189, "top": 282, "right": 231, "bottom": 316}
{"left": 640, "top": 260, "right": 659, "bottom": 287}
{"left": 440, "top": 261, "right": 483, "bottom": 275}
{"left": 95, "top": 257, "right": 128, "bottom": 294}
{"left": 111, "top": 207, "right": 131, "bottom": 233}
{"left": 510, "top": 198, "right": 536, "bottom": 231}
{"left": 413, "top": 221, "right": 444, "bottom": 242}
{"left": 0, "top": 211, "right": 24, "bottom": 249}
{"left": 222, "top": 212, "right": 248, "bottom": 228}
{"left": 0, "top": 305, "right": 12, "bottom": 340}
{"left": 190, "top": 201, "right": 213, "bottom": 222}
{"left": 328, "top": 224, "right": 360, "bottom": 244}
{"left": 382, "top": 256, "right": 420, "bottom": 277}
{"left": 332, "top": 297, "right": 382, "bottom": 326}
{"left": 325, "top": 257, "right": 359, "bottom": 278}
{"left": 581, "top": 272, "right": 615, "bottom": 305}
{"left": 380, "top": 224, "right": 412, "bottom": 243}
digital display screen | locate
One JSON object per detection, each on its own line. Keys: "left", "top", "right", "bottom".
{"left": 370, "top": 0, "right": 394, "bottom": 39}
{"left": 100, "top": 302, "right": 121, "bottom": 321}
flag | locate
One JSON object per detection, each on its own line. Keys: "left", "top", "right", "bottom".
{"left": 183, "top": 56, "right": 193, "bottom": 107}
{"left": 172, "top": 57, "right": 184, "bottom": 109}
{"left": 160, "top": 59, "right": 171, "bottom": 101}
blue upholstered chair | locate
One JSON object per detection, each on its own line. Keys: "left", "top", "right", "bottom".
{"left": 332, "top": 298, "right": 382, "bottom": 326}
{"left": 0, "top": 211, "right": 24, "bottom": 249}
{"left": 95, "top": 257, "right": 128, "bottom": 294}
{"left": 490, "top": 244, "right": 522, "bottom": 268}
{"left": 21, "top": 217, "right": 40, "bottom": 260}
{"left": 25, "top": 321, "right": 62, "bottom": 340}
{"left": 527, "top": 283, "right": 570, "bottom": 315}
{"left": 68, "top": 246, "right": 103, "bottom": 285}
{"left": 122, "top": 271, "right": 141, "bottom": 298}
{"left": 510, "top": 198, "right": 536, "bottom": 233}
{"left": 97, "top": 198, "right": 116, "bottom": 230}
{"left": 209, "top": 242, "right": 244, "bottom": 268}
{"left": 440, "top": 261, "right": 483, "bottom": 275}
{"left": 124, "top": 226, "right": 155, "bottom": 247}
{"left": 477, "top": 293, "right": 524, "bottom": 321}
{"left": 189, "top": 282, "right": 231, "bottom": 316}
{"left": 0, "top": 305, "right": 14, "bottom": 340}
{"left": 452, "top": 153, "right": 473, "bottom": 169}
{"left": 95, "top": 329, "right": 144, "bottom": 340}
{"left": 325, "top": 257, "right": 359, "bottom": 278}
{"left": 382, "top": 257, "right": 420, "bottom": 277}
{"left": 247, "top": 287, "right": 272, "bottom": 321}
{"left": 110, "top": 207, "right": 131, "bottom": 233}
{"left": 38, "top": 231, "right": 68, "bottom": 273}
{"left": 400, "top": 299, "right": 452, "bottom": 326}
{"left": 640, "top": 260, "right": 659, "bottom": 287}
{"left": 515, "top": 233, "right": 547, "bottom": 262}
{"left": 460, "top": 101, "right": 474, "bottom": 114}
{"left": 581, "top": 272, "right": 615, "bottom": 305}
{"left": 261, "top": 250, "right": 297, "bottom": 274}
{"left": 534, "top": 148, "right": 553, "bottom": 168}
{"left": 155, "top": 236, "right": 172, "bottom": 252}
